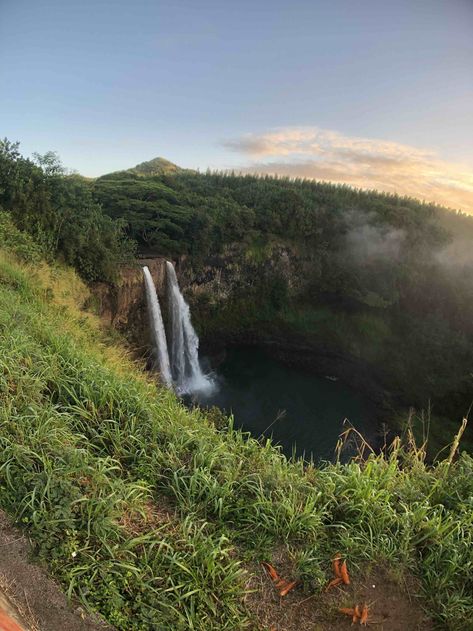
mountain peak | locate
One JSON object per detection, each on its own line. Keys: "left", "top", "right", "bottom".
{"left": 130, "top": 157, "right": 183, "bottom": 176}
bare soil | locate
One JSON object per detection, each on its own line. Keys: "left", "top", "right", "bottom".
{"left": 245, "top": 551, "right": 435, "bottom": 631}
{"left": 0, "top": 510, "right": 113, "bottom": 631}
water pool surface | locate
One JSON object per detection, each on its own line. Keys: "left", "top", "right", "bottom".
{"left": 193, "top": 347, "right": 371, "bottom": 461}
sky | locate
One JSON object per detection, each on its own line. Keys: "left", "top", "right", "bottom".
{"left": 1, "top": 0, "right": 472, "bottom": 211}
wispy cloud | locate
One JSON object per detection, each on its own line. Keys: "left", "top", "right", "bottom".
{"left": 223, "top": 127, "right": 473, "bottom": 213}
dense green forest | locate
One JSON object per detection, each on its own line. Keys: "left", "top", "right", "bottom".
{"left": 0, "top": 139, "right": 134, "bottom": 282}
{"left": 92, "top": 158, "right": 473, "bottom": 440}
{"left": 92, "top": 155, "right": 473, "bottom": 263}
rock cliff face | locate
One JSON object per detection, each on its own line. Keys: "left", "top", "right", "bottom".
{"left": 177, "top": 243, "right": 310, "bottom": 301}
{"left": 91, "top": 243, "right": 310, "bottom": 346}
{"left": 90, "top": 245, "right": 355, "bottom": 379}
{"left": 175, "top": 242, "right": 320, "bottom": 350}
{"left": 92, "top": 257, "right": 167, "bottom": 349}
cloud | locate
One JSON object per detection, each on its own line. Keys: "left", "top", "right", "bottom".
{"left": 223, "top": 127, "right": 473, "bottom": 213}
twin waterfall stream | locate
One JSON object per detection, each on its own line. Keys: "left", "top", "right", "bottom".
{"left": 143, "top": 262, "right": 214, "bottom": 395}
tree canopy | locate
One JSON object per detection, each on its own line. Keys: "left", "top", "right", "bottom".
{"left": 0, "top": 139, "right": 134, "bottom": 282}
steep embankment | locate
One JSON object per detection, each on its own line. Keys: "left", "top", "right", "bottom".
{"left": 1, "top": 218, "right": 471, "bottom": 630}
{"left": 0, "top": 509, "right": 112, "bottom": 631}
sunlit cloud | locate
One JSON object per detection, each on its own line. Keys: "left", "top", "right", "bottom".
{"left": 223, "top": 127, "right": 473, "bottom": 213}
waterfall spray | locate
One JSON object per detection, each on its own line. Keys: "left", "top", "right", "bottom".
{"left": 143, "top": 266, "right": 173, "bottom": 388}
{"left": 166, "top": 261, "right": 214, "bottom": 394}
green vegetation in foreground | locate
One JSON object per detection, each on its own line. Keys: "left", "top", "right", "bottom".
{"left": 0, "top": 220, "right": 472, "bottom": 630}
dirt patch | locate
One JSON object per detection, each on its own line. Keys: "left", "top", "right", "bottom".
{"left": 245, "top": 555, "right": 434, "bottom": 631}
{"left": 0, "top": 510, "right": 113, "bottom": 631}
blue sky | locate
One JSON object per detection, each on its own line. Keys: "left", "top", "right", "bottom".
{"left": 1, "top": 0, "right": 472, "bottom": 210}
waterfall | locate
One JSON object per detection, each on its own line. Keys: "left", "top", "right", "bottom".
{"left": 143, "top": 266, "right": 173, "bottom": 388}
{"left": 166, "top": 261, "right": 214, "bottom": 394}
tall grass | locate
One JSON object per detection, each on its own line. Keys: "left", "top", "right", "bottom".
{"left": 0, "top": 247, "right": 472, "bottom": 629}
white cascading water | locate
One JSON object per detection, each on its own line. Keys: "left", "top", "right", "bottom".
{"left": 166, "top": 260, "right": 214, "bottom": 395}
{"left": 143, "top": 266, "right": 173, "bottom": 388}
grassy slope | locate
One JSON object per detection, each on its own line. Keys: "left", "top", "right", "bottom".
{"left": 0, "top": 238, "right": 472, "bottom": 629}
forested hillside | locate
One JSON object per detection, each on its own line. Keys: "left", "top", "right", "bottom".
{"left": 2, "top": 139, "right": 472, "bottom": 438}
{"left": 92, "top": 160, "right": 473, "bottom": 443}
{"left": 94, "top": 161, "right": 461, "bottom": 257}
{"left": 0, "top": 140, "right": 134, "bottom": 282}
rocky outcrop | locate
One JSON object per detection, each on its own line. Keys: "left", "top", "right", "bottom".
{"left": 176, "top": 242, "right": 314, "bottom": 302}
{"left": 92, "top": 257, "right": 167, "bottom": 348}
{"left": 91, "top": 243, "right": 311, "bottom": 345}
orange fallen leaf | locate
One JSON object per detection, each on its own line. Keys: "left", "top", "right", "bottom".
{"left": 332, "top": 553, "right": 342, "bottom": 578}
{"left": 262, "top": 562, "right": 280, "bottom": 582}
{"left": 360, "top": 603, "right": 369, "bottom": 625}
{"left": 340, "top": 560, "right": 350, "bottom": 585}
{"left": 262, "top": 562, "right": 297, "bottom": 597}
{"left": 325, "top": 576, "right": 343, "bottom": 591}
{"left": 353, "top": 604, "right": 362, "bottom": 624}
{"left": 279, "top": 580, "right": 298, "bottom": 597}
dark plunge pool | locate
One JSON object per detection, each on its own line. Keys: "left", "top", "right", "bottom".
{"left": 191, "top": 347, "right": 372, "bottom": 462}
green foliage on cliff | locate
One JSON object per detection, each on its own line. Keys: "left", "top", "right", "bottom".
{"left": 0, "top": 139, "right": 134, "bottom": 282}
{"left": 0, "top": 210, "right": 44, "bottom": 262}
{"left": 0, "top": 245, "right": 472, "bottom": 630}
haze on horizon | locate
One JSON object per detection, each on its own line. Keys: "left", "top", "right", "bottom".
{"left": 1, "top": 0, "right": 472, "bottom": 212}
